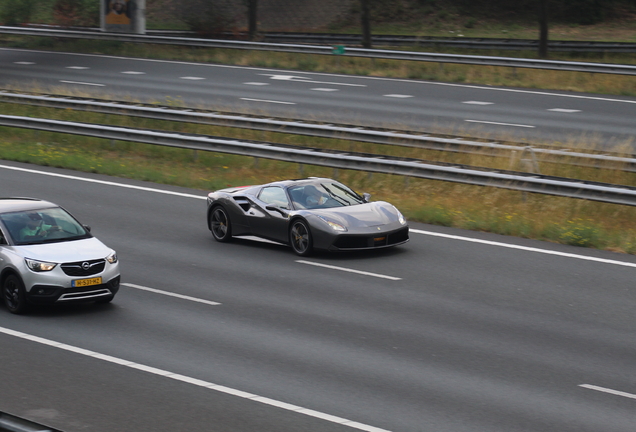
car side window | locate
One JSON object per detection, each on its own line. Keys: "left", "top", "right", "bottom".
{"left": 258, "top": 187, "right": 290, "bottom": 209}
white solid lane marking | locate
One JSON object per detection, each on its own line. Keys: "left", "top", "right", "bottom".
{"left": 261, "top": 74, "right": 367, "bottom": 87}
{"left": 0, "top": 326, "right": 390, "bottom": 432}
{"left": 296, "top": 260, "right": 402, "bottom": 280}
{"left": 244, "top": 82, "right": 269, "bottom": 85}
{"left": 0, "top": 164, "right": 206, "bottom": 199}
{"left": 548, "top": 108, "right": 581, "bottom": 113}
{"left": 463, "top": 101, "right": 494, "bottom": 105}
{"left": 121, "top": 71, "right": 146, "bottom": 75}
{"left": 311, "top": 88, "right": 339, "bottom": 92}
{"left": 240, "top": 97, "right": 296, "bottom": 105}
{"left": 14, "top": 61, "right": 35, "bottom": 64}
{"left": 412, "top": 229, "right": 636, "bottom": 269}
{"left": 384, "top": 94, "right": 414, "bottom": 98}
{"left": 59, "top": 80, "right": 105, "bottom": 86}
{"left": 121, "top": 283, "right": 221, "bottom": 305}
{"left": 579, "top": 384, "right": 636, "bottom": 400}
{"left": 4, "top": 163, "right": 636, "bottom": 271}
{"left": 180, "top": 76, "right": 205, "bottom": 80}
{"left": 465, "top": 119, "right": 535, "bottom": 128}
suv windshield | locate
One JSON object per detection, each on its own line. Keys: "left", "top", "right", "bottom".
{"left": 0, "top": 207, "right": 91, "bottom": 245}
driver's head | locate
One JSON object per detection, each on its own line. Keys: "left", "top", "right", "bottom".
{"left": 26, "top": 212, "right": 42, "bottom": 228}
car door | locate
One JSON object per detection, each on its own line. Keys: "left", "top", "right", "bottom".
{"left": 249, "top": 186, "right": 291, "bottom": 243}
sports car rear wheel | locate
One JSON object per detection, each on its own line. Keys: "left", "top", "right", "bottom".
{"left": 290, "top": 220, "right": 313, "bottom": 256}
{"left": 210, "top": 206, "right": 232, "bottom": 242}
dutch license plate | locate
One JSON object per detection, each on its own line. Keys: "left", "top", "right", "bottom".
{"left": 72, "top": 277, "right": 102, "bottom": 288}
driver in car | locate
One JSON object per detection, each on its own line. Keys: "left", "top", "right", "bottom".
{"left": 20, "top": 212, "right": 59, "bottom": 241}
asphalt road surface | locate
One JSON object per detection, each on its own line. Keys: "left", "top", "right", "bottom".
{"left": 0, "top": 161, "right": 635, "bottom": 432}
{"left": 2, "top": 47, "right": 636, "bottom": 147}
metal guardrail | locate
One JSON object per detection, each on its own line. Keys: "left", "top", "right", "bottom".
{"left": 0, "top": 411, "right": 60, "bottom": 432}
{"left": 21, "top": 24, "right": 636, "bottom": 53}
{"left": 2, "top": 26, "right": 636, "bottom": 76}
{"left": 3, "top": 114, "right": 636, "bottom": 206}
{"left": 2, "top": 91, "right": 635, "bottom": 173}
{"left": 262, "top": 32, "right": 636, "bottom": 53}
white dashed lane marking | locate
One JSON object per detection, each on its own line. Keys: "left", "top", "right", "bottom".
{"left": 121, "top": 71, "right": 146, "bottom": 75}
{"left": 579, "top": 384, "right": 636, "bottom": 400}
{"left": 465, "top": 119, "right": 535, "bottom": 128}
{"left": 244, "top": 82, "right": 270, "bottom": 86}
{"left": 548, "top": 108, "right": 581, "bottom": 113}
{"left": 122, "top": 283, "right": 221, "bottom": 306}
{"left": 462, "top": 101, "right": 494, "bottom": 105}
{"left": 296, "top": 260, "right": 402, "bottom": 281}
{"left": 383, "top": 94, "right": 414, "bottom": 98}
{"left": 14, "top": 61, "right": 35, "bottom": 64}
{"left": 180, "top": 76, "right": 205, "bottom": 80}
{"left": 66, "top": 66, "right": 90, "bottom": 69}
{"left": 240, "top": 97, "right": 296, "bottom": 105}
{"left": 311, "top": 88, "right": 339, "bottom": 92}
{"left": 59, "top": 80, "right": 105, "bottom": 87}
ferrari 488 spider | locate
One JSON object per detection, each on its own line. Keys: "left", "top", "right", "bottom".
{"left": 206, "top": 178, "right": 409, "bottom": 256}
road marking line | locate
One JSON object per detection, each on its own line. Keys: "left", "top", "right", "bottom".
{"left": 465, "top": 119, "right": 535, "bottom": 128}
{"left": 261, "top": 74, "right": 367, "bottom": 87}
{"left": 5, "top": 163, "right": 636, "bottom": 270}
{"left": 548, "top": 108, "right": 581, "bottom": 113}
{"left": 5, "top": 48, "right": 635, "bottom": 105}
{"left": 244, "top": 82, "right": 269, "bottom": 85}
{"left": 579, "top": 384, "right": 636, "bottom": 400}
{"left": 384, "top": 94, "right": 414, "bottom": 98}
{"left": 14, "top": 61, "right": 35, "bottom": 64}
{"left": 121, "top": 283, "right": 221, "bottom": 305}
{"left": 296, "top": 260, "right": 401, "bottom": 280}
{"left": 59, "top": 80, "right": 105, "bottom": 87}
{"left": 411, "top": 229, "right": 636, "bottom": 268}
{"left": 0, "top": 326, "right": 390, "bottom": 432}
{"left": 180, "top": 76, "right": 205, "bottom": 80}
{"left": 66, "top": 66, "right": 89, "bottom": 69}
{"left": 240, "top": 97, "right": 296, "bottom": 105}
{"left": 121, "top": 71, "right": 146, "bottom": 75}
{"left": 311, "top": 88, "right": 339, "bottom": 92}
{"left": 463, "top": 101, "right": 494, "bottom": 105}
{"left": 0, "top": 164, "right": 206, "bottom": 200}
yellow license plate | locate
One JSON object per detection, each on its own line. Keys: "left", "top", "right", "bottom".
{"left": 72, "top": 277, "right": 102, "bottom": 288}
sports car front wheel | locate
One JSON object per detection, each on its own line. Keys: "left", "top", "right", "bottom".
{"left": 290, "top": 220, "right": 313, "bottom": 256}
{"left": 210, "top": 206, "right": 232, "bottom": 242}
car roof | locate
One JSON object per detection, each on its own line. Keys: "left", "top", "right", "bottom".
{"left": 267, "top": 178, "right": 333, "bottom": 188}
{"left": 0, "top": 198, "right": 58, "bottom": 214}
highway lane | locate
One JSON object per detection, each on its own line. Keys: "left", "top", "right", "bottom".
{"left": 1, "top": 48, "right": 636, "bottom": 147}
{"left": 0, "top": 161, "right": 635, "bottom": 431}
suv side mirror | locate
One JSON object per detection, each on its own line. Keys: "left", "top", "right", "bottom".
{"left": 362, "top": 193, "right": 371, "bottom": 203}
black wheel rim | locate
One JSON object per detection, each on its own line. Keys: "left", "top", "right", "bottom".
{"left": 291, "top": 222, "right": 309, "bottom": 254}
{"left": 211, "top": 208, "right": 228, "bottom": 239}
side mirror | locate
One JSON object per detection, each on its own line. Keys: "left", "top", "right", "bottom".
{"left": 83, "top": 224, "right": 92, "bottom": 232}
{"left": 362, "top": 193, "right": 371, "bottom": 203}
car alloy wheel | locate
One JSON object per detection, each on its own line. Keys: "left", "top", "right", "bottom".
{"left": 210, "top": 206, "right": 232, "bottom": 242}
{"left": 3, "top": 274, "right": 29, "bottom": 314}
{"left": 290, "top": 220, "right": 313, "bottom": 256}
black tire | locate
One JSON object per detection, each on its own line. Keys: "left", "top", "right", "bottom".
{"left": 290, "top": 219, "right": 313, "bottom": 256}
{"left": 3, "top": 274, "right": 29, "bottom": 314}
{"left": 209, "top": 206, "right": 232, "bottom": 242}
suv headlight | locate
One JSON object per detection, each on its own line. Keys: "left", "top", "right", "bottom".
{"left": 317, "top": 215, "right": 347, "bottom": 232}
{"left": 106, "top": 252, "right": 118, "bottom": 264}
{"left": 25, "top": 258, "right": 57, "bottom": 272}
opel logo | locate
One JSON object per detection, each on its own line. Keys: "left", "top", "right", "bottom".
{"left": 81, "top": 262, "right": 91, "bottom": 270}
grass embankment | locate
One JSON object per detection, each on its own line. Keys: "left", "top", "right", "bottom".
{"left": 2, "top": 100, "right": 636, "bottom": 253}
{"left": 1, "top": 24, "right": 636, "bottom": 252}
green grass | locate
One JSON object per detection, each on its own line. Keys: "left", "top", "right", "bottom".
{"left": 2, "top": 19, "right": 636, "bottom": 253}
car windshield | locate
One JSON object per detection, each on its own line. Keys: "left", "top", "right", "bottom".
{"left": 288, "top": 182, "right": 365, "bottom": 209}
{"left": 0, "top": 207, "right": 91, "bottom": 246}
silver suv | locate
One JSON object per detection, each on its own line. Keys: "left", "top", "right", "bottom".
{"left": 0, "top": 198, "right": 120, "bottom": 314}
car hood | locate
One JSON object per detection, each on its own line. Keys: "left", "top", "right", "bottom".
{"left": 311, "top": 202, "right": 402, "bottom": 228}
{"left": 15, "top": 237, "right": 113, "bottom": 263}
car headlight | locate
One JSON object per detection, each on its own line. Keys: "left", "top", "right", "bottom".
{"left": 317, "top": 216, "right": 347, "bottom": 232}
{"left": 25, "top": 258, "right": 57, "bottom": 272}
{"left": 106, "top": 252, "right": 118, "bottom": 264}
{"left": 396, "top": 209, "right": 407, "bottom": 225}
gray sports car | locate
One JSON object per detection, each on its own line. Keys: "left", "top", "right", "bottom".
{"left": 206, "top": 177, "right": 409, "bottom": 256}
